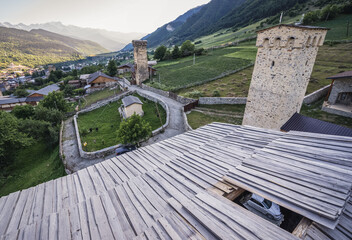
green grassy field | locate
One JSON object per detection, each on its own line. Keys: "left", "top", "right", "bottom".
{"left": 0, "top": 142, "right": 66, "bottom": 197}
{"left": 77, "top": 94, "right": 166, "bottom": 151}
{"left": 149, "top": 46, "right": 255, "bottom": 91}
{"left": 187, "top": 104, "right": 245, "bottom": 129}
{"left": 80, "top": 88, "right": 121, "bottom": 109}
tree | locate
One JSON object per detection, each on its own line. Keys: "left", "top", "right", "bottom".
{"left": 48, "top": 72, "right": 58, "bottom": 83}
{"left": 13, "top": 88, "right": 29, "bottom": 97}
{"left": 34, "top": 105, "right": 64, "bottom": 126}
{"left": 18, "top": 119, "right": 59, "bottom": 147}
{"left": 116, "top": 114, "right": 152, "bottom": 146}
{"left": 181, "top": 40, "right": 195, "bottom": 57}
{"left": 107, "top": 60, "right": 117, "bottom": 76}
{"left": 0, "top": 112, "right": 32, "bottom": 166}
{"left": 39, "top": 91, "right": 69, "bottom": 112}
{"left": 63, "top": 85, "right": 74, "bottom": 97}
{"left": 154, "top": 45, "right": 167, "bottom": 61}
{"left": 172, "top": 45, "right": 181, "bottom": 59}
{"left": 12, "top": 105, "right": 35, "bottom": 119}
{"left": 164, "top": 50, "right": 172, "bottom": 60}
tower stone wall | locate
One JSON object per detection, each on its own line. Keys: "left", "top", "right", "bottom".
{"left": 242, "top": 25, "right": 328, "bottom": 130}
{"left": 132, "top": 40, "right": 148, "bottom": 85}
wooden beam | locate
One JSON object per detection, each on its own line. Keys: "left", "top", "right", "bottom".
{"left": 224, "top": 188, "right": 245, "bottom": 201}
{"left": 292, "top": 217, "right": 312, "bottom": 239}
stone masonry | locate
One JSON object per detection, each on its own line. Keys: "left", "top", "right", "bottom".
{"left": 242, "top": 24, "right": 328, "bottom": 130}
{"left": 133, "top": 40, "right": 149, "bottom": 85}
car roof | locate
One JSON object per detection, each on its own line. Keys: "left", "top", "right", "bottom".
{"left": 251, "top": 193, "right": 264, "bottom": 203}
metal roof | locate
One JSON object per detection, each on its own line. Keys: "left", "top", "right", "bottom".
{"left": 0, "top": 97, "right": 26, "bottom": 105}
{"left": 28, "top": 84, "right": 60, "bottom": 97}
{"left": 87, "top": 71, "right": 119, "bottom": 84}
{"left": 327, "top": 70, "right": 352, "bottom": 79}
{"left": 281, "top": 112, "right": 352, "bottom": 137}
{"left": 0, "top": 123, "right": 351, "bottom": 239}
{"left": 122, "top": 95, "right": 143, "bottom": 107}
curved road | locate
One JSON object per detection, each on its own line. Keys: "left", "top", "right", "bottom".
{"left": 62, "top": 85, "right": 186, "bottom": 172}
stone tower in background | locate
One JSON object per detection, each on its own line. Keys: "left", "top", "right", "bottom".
{"left": 242, "top": 25, "right": 328, "bottom": 130}
{"left": 132, "top": 40, "right": 148, "bottom": 85}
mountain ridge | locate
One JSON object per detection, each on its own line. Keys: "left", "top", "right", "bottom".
{"left": 0, "top": 21, "right": 146, "bottom": 51}
{"left": 0, "top": 26, "right": 107, "bottom": 68}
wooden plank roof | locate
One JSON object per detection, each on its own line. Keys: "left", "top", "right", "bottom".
{"left": 0, "top": 122, "right": 351, "bottom": 239}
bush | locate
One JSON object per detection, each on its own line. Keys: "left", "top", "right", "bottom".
{"left": 18, "top": 119, "right": 59, "bottom": 146}
{"left": 195, "top": 48, "right": 205, "bottom": 56}
{"left": 212, "top": 90, "right": 220, "bottom": 97}
{"left": 188, "top": 90, "right": 204, "bottom": 98}
{"left": 73, "top": 88, "right": 85, "bottom": 96}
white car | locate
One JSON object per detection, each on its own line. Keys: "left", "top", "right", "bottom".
{"left": 243, "top": 193, "right": 283, "bottom": 221}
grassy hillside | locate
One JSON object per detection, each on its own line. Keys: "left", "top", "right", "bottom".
{"left": 0, "top": 142, "right": 66, "bottom": 197}
{"left": 0, "top": 27, "right": 107, "bottom": 68}
{"left": 178, "top": 42, "right": 352, "bottom": 97}
{"left": 149, "top": 46, "right": 255, "bottom": 91}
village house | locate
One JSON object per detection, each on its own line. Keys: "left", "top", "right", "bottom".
{"left": 322, "top": 70, "right": 352, "bottom": 118}
{"left": 120, "top": 95, "right": 144, "bottom": 118}
{"left": 85, "top": 71, "right": 120, "bottom": 93}
{"left": 0, "top": 83, "right": 59, "bottom": 111}
{"left": 117, "top": 62, "right": 133, "bottom": 74}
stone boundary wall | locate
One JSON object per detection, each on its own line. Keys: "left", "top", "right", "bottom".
{"left": 135, "top": 90, "right": 170, "bottom": 136}
{"left": 199, "top": 97, "right": 247, "bottom": 105}
{"left": 303, "top": 85, "right": 330, "bottom": 104}
{"left": 74, "top": 90, "right": 170, "bottom": 159}
{"left": 59, "top": 120, "right": 66, "bottom": 165}
{"left": 140, "top": 84, "right": 169, "bottom": 98}
{"left": 140, "top": 84, "right": 196, "bottom": 105}
{"left": 195, "top": 85, "right": 329, "bottom": 105}
{"left": 183, "top": 110, "right": 193, "bottom": 131}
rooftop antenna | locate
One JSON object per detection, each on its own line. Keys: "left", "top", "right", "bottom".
{"left": 279, "top": 12, "right": 283, "bottom": 24}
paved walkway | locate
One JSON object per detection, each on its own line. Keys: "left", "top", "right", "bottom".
{"left": 61, "top": 85, "right": 187, "bottom": 172}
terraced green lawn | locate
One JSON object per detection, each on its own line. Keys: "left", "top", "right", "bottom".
{"left": 148, "top": 46, "right": 255, "bottom": 91}
{"left": 77, "top": 94, "right": 166, "bottom": 152}
{"left": 80, "top": 88, "right": 121, "bottom": 109}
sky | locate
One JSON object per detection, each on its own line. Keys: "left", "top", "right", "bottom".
{"left": 0, "top": 0, "right": 210, "bottom": 33}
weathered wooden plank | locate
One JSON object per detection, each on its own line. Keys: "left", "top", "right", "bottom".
{"left": 86, "top": 166, "right": 107, "bottom": 195}
{"left": 107, "top": 188, "right": 136, "bottom": 239}
{"left": 6, "top": 188, "right": 30, "bottom": 234}
{"left": 99, "top": 191, "right": 126, "bottom": 240}
{"left": 90, "top": 195, "right": 115, "bottom": 240}
{"left": 73, "top": 174, "right": 85, "bottom": 204}
{"left": 42, "top": 180, "right": 54, "bottom": 218}
{"left": 127, "top": 181, "right": 162, "bottom": 220}
{"left": 69, "top": 204, "right": 83, "bottom": 240}
{"left": 0, "top": 191, "right": 20, "bottom": 235}
{"left": 114, "top": 185, "right": 147, "bottom": 235}
{"left": 94, "top": 162, "right": 115, "bottom": 190}
{"left": 102, "top": 159, "right": 124, "bottom": 184}
{"left": 18, "top": 187, "right": 36, "bottom": 229}
{"left": 77, "top": 168, "right": 96, "bottom": 200}
{"left": 48, "top": 213, "right": 58, "bottom": 240}
{"left": 77, "top": 202, "right": 91, "bottom": 240}
{"left": 58, "top": 209, "right": 71, "bottom": 240}
{"left": 292, "top": 218, "right": 312, "bottom": 238}
{"left": 66, "top": 174, "right": 77, "bottom": 207}
{"left": 61, "top": 176, "right": 70, "bottom": 210}
{"left": 85, "top": 197, "right": 100, "bottom": 239}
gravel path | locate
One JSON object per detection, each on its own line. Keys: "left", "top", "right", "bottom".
{"left": 61, "top": 85, "right": 187, "bottom": 172}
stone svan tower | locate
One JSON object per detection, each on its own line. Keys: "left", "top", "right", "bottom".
{"left": 132, "top": 40, "right": 148, "bottom": 85}
{"left": 242, "top": 24, "right": 328, "bottom": 130}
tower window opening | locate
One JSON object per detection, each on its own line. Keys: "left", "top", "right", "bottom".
{"left": 271, "top": 61, "right": 275, "bottom": 69}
